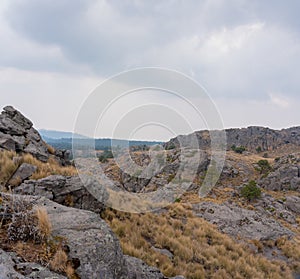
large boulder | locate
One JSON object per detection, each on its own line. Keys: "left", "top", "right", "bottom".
{"left": 40, "top": 196, "right": 127, "bottom": 279}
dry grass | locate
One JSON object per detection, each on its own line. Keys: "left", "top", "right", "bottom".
{"left": 22, "top": 154, "right": 77, "bottom": 179}
{"left": 0, "top": 150, "right": 77, "bottom": 187}
{"left": 46, "top": 144, "right": 56, "bottom": 155}
{"left": 50, "top": 248, "right": 68, "bottom": 272}
{"left": 276, "top": 236, "right": 300, "bottom": 272}
{"left": 0, "top": 150, "right": 19, "bottom": 185}
{"left": 103, "top": 203, "right": 294, "bottom": 279}
{"left": 35, "top": 206, "right": 52, "bottom": 240}
{"left": 0, "top": 194, "right": 77, "bottom": 278}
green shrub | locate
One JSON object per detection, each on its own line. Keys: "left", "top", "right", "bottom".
{"left": 257, "top": 159, "right": 272, "bottom": 174}
{"left": 231, "top": 145, "right": 246, "bottom": 154}
{"left": 98, "top": 150, "right": 114, "bottom": 163}
{"left": 165, "top": 142, "right": 176, "bottom": 150}
{"left": 241, "top": 180, "right": 261, "bottom": 201}
{"left": 256, "top": 146, "right": 262, "bottom": 153}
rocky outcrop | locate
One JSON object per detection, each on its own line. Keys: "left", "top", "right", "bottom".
{"left": 259, "top": 153, "right": 300, "bottom": 191}
{"left": 14, "top": 175, "right": 108, "bottom": 213}
{"left": 166, "top": 126, "right": 300, "bottom": 152}
{"left": 193, "top": 201, "right": 293, "bottom": 241}
{"left": 0, "top": 106, "right": 69, "bottom": 164}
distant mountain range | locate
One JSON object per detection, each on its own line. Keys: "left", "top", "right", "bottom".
{"left": 39, "top": 129, "right": 87, "bottom": 140}
{"left": 39, "top": 129, "right": 163, "bottom": 151}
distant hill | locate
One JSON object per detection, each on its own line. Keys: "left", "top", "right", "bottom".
{"left": 39, "top": 129, "right": 87, "bottom": 140}
{"left": 40, "top": 129, "right": 163, "bottom": 151}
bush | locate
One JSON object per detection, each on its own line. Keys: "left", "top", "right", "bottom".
{"left": 256, "top": 146, "right": 262, "bottom": 153}
{"left": 165, "top": 142, "right": 176, "bottom": 150}
{"left": 241, "top": 180, "right": 261, "bottom": 201}
{"left": 257, "top": 159, "right": 272, "bottom": 174}
{"left": 98, "top": 150, "right": 114, "bottom": 163}
{"left": 231, "top": 145, "right": 246, "bottom": 154}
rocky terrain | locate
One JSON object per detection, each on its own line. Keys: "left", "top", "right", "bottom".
{"left": 0, "top": 106, "right": 300, "bottom": 278}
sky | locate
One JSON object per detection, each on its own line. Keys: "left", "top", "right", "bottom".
{"left": 0, "top": 0, "right": 300, "bottom": 140}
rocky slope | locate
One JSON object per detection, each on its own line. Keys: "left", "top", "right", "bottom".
{"left": 1, "top": 106, "right": 300, "bottom": 278}
{"left": 0, "top": 106, "right": 183, "bottom": 279}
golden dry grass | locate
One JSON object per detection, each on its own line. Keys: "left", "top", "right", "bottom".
{"left": 50, "top": 248, "right": 68, "bottom": 272}
{"left": 35, "top": 206, "right": 52, "bottom": 240}
{"left": 103, "top": 203, "right": 294, "bottom": 279}
{"left": 22, "top": 154, "right": 77, "bottom": 179}
{"left": 0, "top": 150, "right": 77, "bottom": 186}
{"left": 0, "top": 150, "right": 19, "bottom": 185}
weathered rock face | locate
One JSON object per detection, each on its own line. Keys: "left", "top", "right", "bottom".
{"left": 0, "top": 106, "right": 48, "bottom": 161}
{"left": 39, "top": 197, "right": 127, "bottom": 279}
{"left": 14, "top": 175, "right": 108, "bottom": 213}
{"left": 0, "top": 106, "right": 69, "bottom": 165}
{"left": 285, "top": 196, "right": 300, "bottom": 214}
{"left": 166, "top": 126, "right": 300, "bottom": 152}
{"left": 259, "top": 153, "right": 300, "bottom": 192}
{"left": 0, "top": 248, "right": 67, "bottom": 279}
{"left": 193, "top": 201, "right": 293, "bottom": 241}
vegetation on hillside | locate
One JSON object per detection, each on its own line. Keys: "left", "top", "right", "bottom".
{"left": 102, "top": 203, "right": 294, "bottom": 279}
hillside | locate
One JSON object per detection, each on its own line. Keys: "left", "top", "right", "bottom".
{"left": 0, "top": 106, "right": 300, "bottom": 279}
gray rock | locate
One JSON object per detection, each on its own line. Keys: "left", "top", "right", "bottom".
{"left": 166, "top": 126, "right": 300, "bottom": 153}
{"left": 193, "top": 201, "right": 293, "bottom": 241}
{"left": 0, "top": 114, "right": 26, "bottom": 136}
{"left": 151, "top": 247, "right": 174, "bottom": 259}
{"left": 0, "top": 138, "right": 16, "bottom": 151}
{"left": 15, "top": 175, "right": 108, "bottom": 213}
{"left": 0, "top": 249, "right": 27, "bottom": 279}
{"left": 259, "top": 153, "right": 300, "bottom": 192}
{"left": 124, "top": 255, "right": 166, "bottom": 279}
{"left": 24, "top": 142, "right": 48, "bottom": 162}
{"left": 38, "top": 197, "right": 126, "bottom": 279}
{"left": 0, "top": 249, "right": 66, "bottom": 279}
{"left": 8, "top": 163, "right": 37, "bottom": 185}
{"left": 3, "top": 106, "right": 32, "bottom": 130}
{"left": 285, "top": 196, "right": 300, "bottom": 214}
{"left": 0, "top": 106, "right": 70, "bottom": 165}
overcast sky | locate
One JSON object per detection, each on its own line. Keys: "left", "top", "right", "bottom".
{"left": 0, "top": 0, "right": 300, "bottom": 140}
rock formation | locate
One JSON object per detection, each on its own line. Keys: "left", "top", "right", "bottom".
{"left": 0, "top": 106, "right": 70, "bottom": 164}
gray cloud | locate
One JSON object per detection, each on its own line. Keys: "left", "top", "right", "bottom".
{"left": 0, "top": 0, "right": 300, "bottom": 139}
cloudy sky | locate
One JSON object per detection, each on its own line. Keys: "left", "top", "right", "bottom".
{"left": 0, "top": 0, "right": 299, "bottom": 140}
